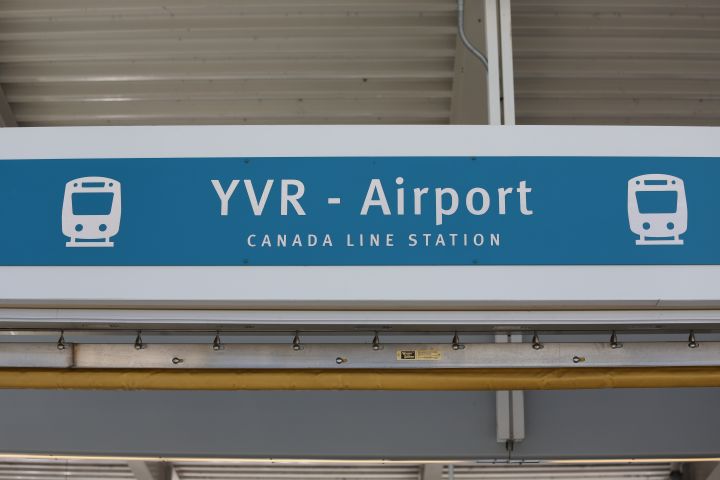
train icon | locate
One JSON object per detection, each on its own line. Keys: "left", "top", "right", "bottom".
{"left": 62, "top": 177, "right": 121, "bottom": 247}
{"left": 627, "top": 174, "right": 687, "bottom": 245}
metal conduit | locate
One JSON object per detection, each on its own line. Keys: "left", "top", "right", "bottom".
{"left": 457, "top": 0, "right": 489, "bottom": 70}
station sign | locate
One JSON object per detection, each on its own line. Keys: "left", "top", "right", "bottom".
{"left": 0, "top": 154, "right": 717, "bottom": 266}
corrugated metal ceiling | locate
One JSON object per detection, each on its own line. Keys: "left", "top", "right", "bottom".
{"left": 0, "top": 0, "right": 718, "bottom": 126}
{"left": 0, "top": 0, "right": 458, "bottom": 125}
{"left": 0, "top": 459, "right": 675, "bottom": 480}
{"left": 446, "top": 464, "right": 672, "bottom": 480}
{"left": 0, "top": 459, "right": 135, "bottom": 479}
{"left": 173, "top": 462, "right": 674, "bottom": 480}
{"left": 512, "top": 0, "right": 720, "bottom": 125}
{"left": 174, "top": 463, "right": 420, "bottom": 480}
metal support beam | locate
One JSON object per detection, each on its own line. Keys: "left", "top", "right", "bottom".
{"left": 451, "top": 0, "right": 512, "bottom": 125}
{"left": 498, "top": 0, "right": 516, "bottom": 125}
{"left": 495, "top": 334, "right": 524, "bottom": 449}
{"left": 0, "top": 342, "right": 719, "bottom": 369}
{"left": 0, "top": 85, "right": 17, "bottom": 128}
{"left": 484, "top": 0, "right": 501, "bottom": 125}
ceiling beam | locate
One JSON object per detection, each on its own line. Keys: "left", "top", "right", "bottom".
{"left": 0, "top": 85, "right": 17, "bottom": 127}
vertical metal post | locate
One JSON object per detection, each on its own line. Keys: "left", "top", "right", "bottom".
{"left": 495, "top": 334, "right": 525, "bottom": 450}
{"left": 498, "top": 0, "right": 516, "bottom": 125}
{"left": 484, "top": 0, "right": 502, "bottom": 125}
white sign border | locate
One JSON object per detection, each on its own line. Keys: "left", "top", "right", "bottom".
{"left": 0, "top": 125, "right": 718, "bottom": 309}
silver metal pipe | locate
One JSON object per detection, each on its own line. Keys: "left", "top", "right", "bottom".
{"left": 458, "top": 0, "right": 489, "bottom": 70}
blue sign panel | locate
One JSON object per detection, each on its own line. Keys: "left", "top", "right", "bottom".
{"left": 0, "top": 156, "right": 716, "bottom": 265}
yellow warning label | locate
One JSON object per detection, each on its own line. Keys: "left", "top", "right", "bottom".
{"left": 396, "top": 349, "right": 442, "bottom": 361}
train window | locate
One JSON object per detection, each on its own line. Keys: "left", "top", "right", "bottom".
{"left": 71, "top": 192, "right": 115, "bottom": 216}
{"left": 635, "top": 190, "right": 678, "bottom": 214}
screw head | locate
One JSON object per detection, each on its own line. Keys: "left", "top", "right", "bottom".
{"left": 531, "top": 333, "right": 543, "bottom": 350}
{"left": 134, "top": 332, "right": 144, "bottom": 350}
{"left": 451, "top": 332, "right": 463, "bottom": 350}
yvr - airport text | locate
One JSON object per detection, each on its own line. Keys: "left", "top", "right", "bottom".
{"left": 212, "top": 177, "right": 534, "bottom": 226}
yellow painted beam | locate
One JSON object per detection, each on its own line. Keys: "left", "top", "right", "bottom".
{"left": 0, "top": 367, "right": 719, "bottom": 390}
